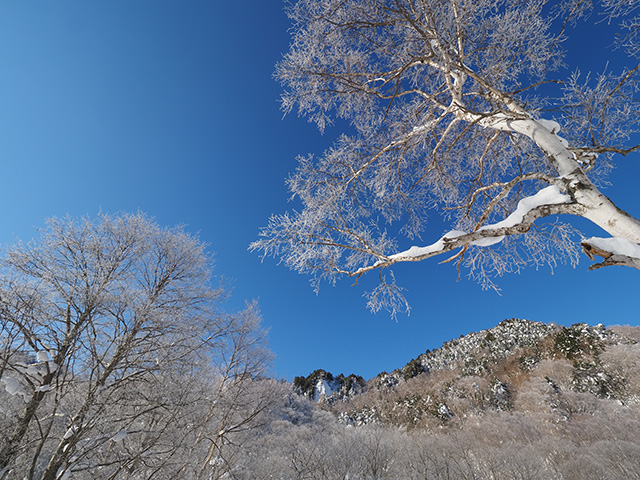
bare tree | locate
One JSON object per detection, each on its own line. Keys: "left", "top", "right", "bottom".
{"left": 253, "top": 0, "right": 640, "bottom": 314}
{"left": 0, "top": 213, "right": 271, "bottom": 480}
{"left": 187, "top": 303, "right": 275, "bottom": 480}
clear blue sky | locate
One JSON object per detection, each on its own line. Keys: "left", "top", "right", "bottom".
{"left": 0, "top": 2, "right": 638, "bottom": 381}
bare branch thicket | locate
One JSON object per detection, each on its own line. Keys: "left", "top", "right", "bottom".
{"left": 0, "top": 213, "right": 272, "bottom": 480}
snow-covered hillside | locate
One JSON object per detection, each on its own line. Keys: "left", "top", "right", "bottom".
{"left": 294, "top": 319, "right": 634, "bottom": 429}
{"left": 235, "top": 319, "right": 640, "bottom": 478}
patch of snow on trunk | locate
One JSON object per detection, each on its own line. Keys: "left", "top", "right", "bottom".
{"left": 36, "top": 351, "right": 50, "bottom": 362}
{"left": 1, "top": 377, "right": 31, "bottom": 402}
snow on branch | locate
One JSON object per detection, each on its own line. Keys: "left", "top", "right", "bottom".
{"left": 581, "top": 236, "right": 640, "bottom": 270}
{"left": 479, "top": 186, "right": 571, "bottom": 231}
{"left": 0, "top": 377, "right": 32, "bottom": 402}
{"left": 353, "top": 186, "right": 572, "bottom": 276}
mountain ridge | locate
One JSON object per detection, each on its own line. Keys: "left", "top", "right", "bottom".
{"left": 293, "top": 318, "right": 637, "bottom": 429}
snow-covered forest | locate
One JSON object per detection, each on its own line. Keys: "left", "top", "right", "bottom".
{"left": 1, "top": 220, "right": 639, "bottom": 480}
{"left": 234, "top": 320, "right": 640, "bottom": 479}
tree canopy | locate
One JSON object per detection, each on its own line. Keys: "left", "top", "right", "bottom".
{"left": 253, "top": 0, "right": 640, "bottom": 314}
{"left": 0, "top": 213, "right": 272, "bottom": 480}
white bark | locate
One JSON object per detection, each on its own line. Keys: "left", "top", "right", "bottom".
{"left": 484, "top": 115, "right": 640, "bottom": 244}
{"left": 365, "top": 97, "right": 640, "bottom": 273}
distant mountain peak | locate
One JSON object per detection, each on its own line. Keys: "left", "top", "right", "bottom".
{"left": 293, "top": 370, "right": 366, "bottom": 403}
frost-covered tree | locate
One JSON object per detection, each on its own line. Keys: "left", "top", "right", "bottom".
{"left": 0, "top": 213, "right": 271, "bottom": 480}
{"left": 253, "top": 0, "right": 640, "bottom": 314}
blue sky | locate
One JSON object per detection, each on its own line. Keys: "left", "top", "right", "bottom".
{"left": 0, "top": 2, "right": 638, "bottom": 381}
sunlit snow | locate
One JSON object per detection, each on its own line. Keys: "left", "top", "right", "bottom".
{"left": 313, "top": 379, "right": 336, "bottom": 402}
{"left": 480, "top": 186, "right": 570, "bottom": 231}
{"left": 585, "top": 236, "right": 640, "bottom": 259}
{"left": 536, "top": 118, "right": 561, "bottom": 134}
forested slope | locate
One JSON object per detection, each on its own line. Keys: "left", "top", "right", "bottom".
{"left": 243, "top": 319, "right": 640, "bottom": 479}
